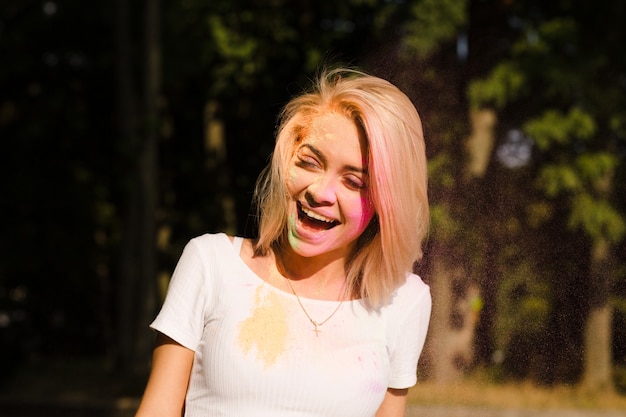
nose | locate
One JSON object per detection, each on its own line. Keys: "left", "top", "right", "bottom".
{"left": 305, "top": 175, "right": 337, "bottom": 207}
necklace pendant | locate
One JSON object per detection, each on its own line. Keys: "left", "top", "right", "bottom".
{"left": 285, "top": 276, "right": 343, "bottom": 337}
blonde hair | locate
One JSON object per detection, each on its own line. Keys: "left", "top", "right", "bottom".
{"left": 254, "top": 68, "right": 429, "bottom": 308}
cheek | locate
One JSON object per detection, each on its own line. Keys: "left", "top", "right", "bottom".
{"left": 286, "top": 166, "right": 299, "bottom": 194}
{"left": 287, "top": 165, "right": 316, "bottom": 196}
{"left": 360, "top": 197, "right": 376, "bottom": 227}
{"left": 347, "top": 194, "right": 376, "bottom": 229}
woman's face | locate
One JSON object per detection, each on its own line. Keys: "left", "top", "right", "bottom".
{"left": 286, "top": 112, "right": 376, "bottom": 261}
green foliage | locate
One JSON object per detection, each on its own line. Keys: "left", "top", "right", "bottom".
{"left": 470, "top": 4, "right": 625, "bottom": 247}
{"left": 614, "top": 296, "right": 626, "bottom": 316}
{"left": 525, "top": 201, "right": 553, "bottom": 228}
{"left": 427, "top": 153, "right": 456, "bottom": 189}
{"left": 467, "top": 62, "right": 526, "bottom": 109}
{"left": 569, "top": 194, "right": 626, "bottom": 244}
{"left": 537, "top": 164, "right": 582, "bottom": 196}
{"left": 208, "top": 14, "right": 262, "bottom": 92}
{"left": 494, "top": 260, "right": 551, "bottom": 350}
{"left": 467, "top": 0, "right": 626, "bottom": 389}
{"left": 204, "top": 5, "right": 306, "bottom": 94}
{"left": 429, "top": 203, "right": 461, "bottom": 242}
{"left": 575, "top": 153, "right": 619, "bottom": 184}
{"left": 402, "top": 0, "right": 468, "bottom": 58}
{"left": 536, "top": 150, "right": 622, "bottom": 241}
{"left": 610, "top": 112, "right": 626, "bottom": 137}
{"left": 510, "top": 17, "right": 577, "bottom": 57}
{"left": 523, "top": 108, "right": 596, "bottom": 151}
{"left": 210, "top": 14, "right": 258, "bottom": 59}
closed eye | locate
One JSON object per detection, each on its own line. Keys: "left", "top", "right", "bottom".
{"left": 295, "top": 156, "right": 320, "bottom": 169}
{"left": 344, "top": 174, "right": 367, "bottom": 191}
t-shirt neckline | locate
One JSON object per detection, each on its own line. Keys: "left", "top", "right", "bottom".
{"left": 223, "top": 233, "right": 356, "bottom": 306}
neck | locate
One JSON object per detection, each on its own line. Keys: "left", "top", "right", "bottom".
{"left": 273, "top": 246, "right": 349, "bottom": 301}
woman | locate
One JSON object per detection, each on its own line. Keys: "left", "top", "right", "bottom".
{"left": 135, "top": 68, "right": 431, "bottom": 417}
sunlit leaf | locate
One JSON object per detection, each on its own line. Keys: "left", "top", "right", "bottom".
{"left": 537, "top": 164, "right": 582, "bottom": 197}
{"left": 468, "top": 62, "right": 526, "bottom": 109}
{"left": 429, "top": 203, "right": 461, "bottom": 241}
{"left": 574, "top": 152, "right": 619, "bottom": 186}
{"left": 568, "top": 194, "right": 626, "bottom": 243}
{"left": 524, "top": 108, "right": 596, "bottom": 151}
{"left": 402, "top": 0, "right": 468, "bottom": 58}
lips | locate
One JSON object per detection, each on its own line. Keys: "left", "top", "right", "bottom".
{"left": 297, "top": 202, "right": 339, "bottom": 231}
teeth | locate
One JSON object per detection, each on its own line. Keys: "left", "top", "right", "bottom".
{"left": 301, "top": 206, "right": 335, "bottom": 223}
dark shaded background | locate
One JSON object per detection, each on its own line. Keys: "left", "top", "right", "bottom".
{"left": 1, "top": 0, "right": 625, "bottom": 406}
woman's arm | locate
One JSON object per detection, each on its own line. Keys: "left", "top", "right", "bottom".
{"left": 375, "top": 388, "right": 408, "bottom": 417}
{"left": 135, "top": 333, "right": 195, "bottom": 417}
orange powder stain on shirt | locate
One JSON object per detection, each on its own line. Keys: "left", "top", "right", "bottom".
{"left": 238, "top": 287, "right": 289, "bottom": 367}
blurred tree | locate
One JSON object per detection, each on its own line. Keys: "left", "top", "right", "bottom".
{"left": 113, "top": 0, "right": 161, "bottom": 375}
{"left": 468, "top": 0, "right": 626, "bottom": 392}
{"left": 114, "top": 0, "right": 141, "bottom": 373}
{"left": 378, "top": 0, "right": 498, "bottom": 383}
{"left": 0, "top": 0, "right": 120, "bottom": 373}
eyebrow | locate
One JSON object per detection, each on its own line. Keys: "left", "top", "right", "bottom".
{"left": 301, "top": 143, "right": 369, "bottom": 175}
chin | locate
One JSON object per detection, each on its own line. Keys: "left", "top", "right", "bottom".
{"left": 287, "top": 228, "right": 356, "bottom": 260}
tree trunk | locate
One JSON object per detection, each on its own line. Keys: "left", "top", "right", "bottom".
{"left": 426, "top": 249, "right": 480, "bottom": 383}
{"left": 133, "top": 0, "right": 161, "bottom": 373}
{"left": 114, "top": 0, "right": 140, "bottom": 372}
{"left": 581, "top": 238, "right": 614, "bottom": 393}
{"left": 465, "top": 109, "right": 496, "bottom": 179}
{"left": 423, "top": 108, "right": 495, "bottom": 382}
{"left": 204, "top": 100, "right": 237, "bottom": 235}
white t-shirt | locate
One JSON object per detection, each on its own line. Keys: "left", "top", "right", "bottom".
{"left": 151, "top": 233, "right": 431, "bottom": 417}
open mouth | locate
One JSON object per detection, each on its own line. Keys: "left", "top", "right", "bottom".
{"left": 297, "top": 202, "right": 339, "bottom": 231}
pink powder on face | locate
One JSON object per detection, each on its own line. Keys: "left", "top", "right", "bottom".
{"left": 359, "top": 194, "right": 375, "bottom": 229}
{"left": 284, "top": 112, "right": 375, "bottom": 258}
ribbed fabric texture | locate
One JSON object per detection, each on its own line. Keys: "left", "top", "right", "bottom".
{"left": 151, "top": 233, "right": 431, "bottom": 417}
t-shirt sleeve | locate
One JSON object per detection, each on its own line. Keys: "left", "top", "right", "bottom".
{"left": 150, "top": 237, "right": 213, "bottom": 351}
{"left": 387, "top": 275, "right": 432, "bottom": 389}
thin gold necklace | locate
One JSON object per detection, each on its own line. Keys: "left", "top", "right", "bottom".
{"left": 285, "top": 277, "right": 344, "bottom": 336}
